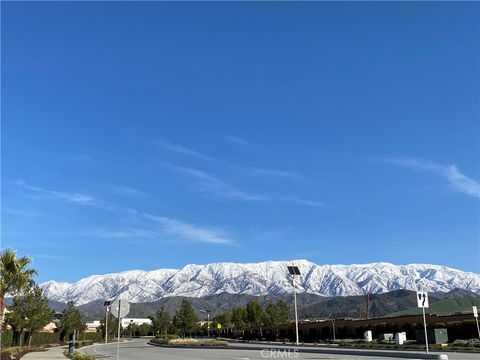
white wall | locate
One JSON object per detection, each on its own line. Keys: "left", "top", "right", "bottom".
{"left": 121, "top": 318, "right": 152, "bottom": 328}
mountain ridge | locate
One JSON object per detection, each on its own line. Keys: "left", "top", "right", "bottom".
{"left": 40, "top": 259, "right": 480, "bottom": 305}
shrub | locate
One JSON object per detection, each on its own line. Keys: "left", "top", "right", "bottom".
{"left": 150, "top": 338, "right": 228, "bottom": 347}
{"left": 1, "top": 346, "right": 45, "bottom": 360}
{"left": 64, "top": 350, "right": 95, "bottom": 360}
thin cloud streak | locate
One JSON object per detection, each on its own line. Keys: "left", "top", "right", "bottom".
{"left": 249, "top": 168, "right": 303, "bottom": 180}
{"left": 163, "top": 163, "right": 324, "bottom": 207}
{"left": 158, "top": 142, "right": 215, "bottom": 161}
{"left": 226, "top": 136, "right": 256, "bottom": 147}
{"left": 158, "top": 141, "right": 302, "bottom": 180}
{"left": 163, "top": 164, "right": 267, "bottom": 201}
{"left": 9, "top": 180, "right": 235, "bottom": 245}
{"left": 9, "top": 180, "right": 97, "bottom": 205}
{"left": 386, "top": 157, "right": 480, "bottom": 199}
{"left": 103, "top": 184, "right": 149, "bottom": 199}
{"left": 144, "top": 214, "right": 233, "bottom": 245}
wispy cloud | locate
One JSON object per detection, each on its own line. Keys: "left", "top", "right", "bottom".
{"left": 4, "top": 208, "right": 44, "bottom": 217}
{"left": 164, "top": 164, "right": 324, "bottom": 207}
{"left": 226, "top": 136, "right": 256, "bottom": 147}
{"left": 276, "top": 196, "right": 325, "bottom": 207}
{"left": 89, "top": 228, "right": 157, "bottom": 239}
{"left": 158, "top": 142, "right": 215, "bottom": 161}
{"left": 9, "top": 180, "right": 97, "bottom": 205}
{"left": 164, "top": 164, "right": 267, "bottom": 201}
{"left": 144, "top": 214, "right": 233, "bottom": 245}
{"left": 158, "top": 140, "right": 304, "bottom": 181}
{"left": 249, "top": 168, "right": 303, "bottom": 180}
{"left": 33, "top": 254, "right": 68, "bottom": 260}
{"left": 386, "top": 157, "right": 480, "bottom": 199}
{"left": 103, "top": 184, "right": 149, "bottom": 200}
{"left": 9, "top": 180, "right": 235, "bottom": 245}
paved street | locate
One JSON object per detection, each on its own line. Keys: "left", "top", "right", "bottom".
{"left": 81, "top": 339, "right": 480, "bottom": 360}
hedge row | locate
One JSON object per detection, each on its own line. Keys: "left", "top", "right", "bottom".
{"left": 1, "top": 331, "right": 103, "bottom": 349}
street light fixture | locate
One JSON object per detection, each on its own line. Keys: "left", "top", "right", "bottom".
{"left": 287, "top": 265, "right": 301, "bottom": 345}
{"left": 104, "top": 300, "right": 112, "bottom": 344}
{"left": 200, "top": 309, "right": 211, "bottom": 338}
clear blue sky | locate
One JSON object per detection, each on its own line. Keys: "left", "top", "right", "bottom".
{"left": 2, "top": 2, "right": 479, "bottom": 283}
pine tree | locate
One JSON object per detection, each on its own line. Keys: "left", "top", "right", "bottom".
{"left": 246, "top": 300, "right": 265, "bottom": 337}
{"left": 150, "top": 306, "right": 171, "bottom": 337}
{"left": 57, "top": 301, "right": 84, "bottom": 342}
{"left": 231, "top": 306, "right": 247, "bottom": 335}
{"left": 265, "top": 300, "right": 290, "bottom": 338}
{"left": 173, "top": 300, "right": 197, "bottom": 338}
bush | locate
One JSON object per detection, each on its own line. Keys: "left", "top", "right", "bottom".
{"left": 155, "top": 334, "right": 179, "bottom": 340}
{"left": 64, "top": 350, "right": 95, "bottom": 360}
{"left": 151, "top": 338, "right": 228, "bottom": 347}
{"left": 1, "top": 346, "right": 45, "bottom": 360}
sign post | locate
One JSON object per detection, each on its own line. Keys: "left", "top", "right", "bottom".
{"left": 417, "top": 291, "right": 429, "bottom": 354}
{"left": 111, "top": 299, "right": 130, "bottom": 360}
{"left": 473, "top": 306, "right": 480, "bottom": 339}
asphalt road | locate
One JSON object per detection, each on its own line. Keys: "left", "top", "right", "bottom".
{"left": 82, "top": 339, "right": 480, "bottom": 360}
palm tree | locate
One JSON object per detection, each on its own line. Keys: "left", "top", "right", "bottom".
{"left": 0, "top": 249, "right": 37, "bottom": 329}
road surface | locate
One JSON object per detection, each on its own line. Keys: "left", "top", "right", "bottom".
{"left": 82, "top": 339, "right": 480, "bottom": 360}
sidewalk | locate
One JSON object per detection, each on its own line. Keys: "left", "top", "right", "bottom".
{"left": 22, "top": 346, "right": 68, "bottom": 359}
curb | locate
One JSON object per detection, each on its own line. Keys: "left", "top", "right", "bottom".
{"left": 148, "top": 341, "right": 448, "bottom": 359}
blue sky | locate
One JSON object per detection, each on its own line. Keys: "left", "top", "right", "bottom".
{"left": 2, "top": 2, "right": 479, "bottom": 283}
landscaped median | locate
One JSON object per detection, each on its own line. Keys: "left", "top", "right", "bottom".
{"left": 149, "top": 338, "right": 450, "bottom": 360}
{"left": 63, "top": 350, "right": 95, "bottom": 360}
{"left": 149, "top": 338, "right": 229, "bottom": 347}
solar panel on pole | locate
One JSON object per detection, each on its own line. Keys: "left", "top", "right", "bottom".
{"left": 287, "top": 265, "right": 301, "bottom": 345}
{"left": 288, "top": 266, "right": 301, "bottom": 275}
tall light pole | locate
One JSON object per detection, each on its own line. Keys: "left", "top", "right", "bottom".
{"left": 104, "top": 300, "right": 112, "bottom": 344}
{"left": 287, "top": 265, "right": 301, "bottom": 345}
{"left": 207, "top": 311, "right": 211, "bottom": 338}
{"left": 200, "top": 309, "right": 211, "bottom": 338}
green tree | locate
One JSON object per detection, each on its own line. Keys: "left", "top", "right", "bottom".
{"left": 231, "top": 306, "right": 247, "bottom": 335}
{"left": 6, "top": 284, "right": 54, "bottom": 347}
{"left": 246, "top": 300, "right": 266, "bottom": 337}
{"left": 0, "top": 249, "right": 37, "bottom": 330}
{"left": 99, "top": 314, "right": 119, "bottom": 340}
{"left": 138, "top": 323, "right": 152, "bottom": 336}
{"left": 173, "top": 300, "right": 197, "bottom": 338}
{"left": 213, "top": 312, "right": 232, "bottom": 336}
{"left": 150, "top": 306, "right": 171, "bottom": 337}
{"left": 265, "top": 300, "right": 290, "bottom": 338}
{"left": 57, "top": 301, "right": 84, "bottom": 342}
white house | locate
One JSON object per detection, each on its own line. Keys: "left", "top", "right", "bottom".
{"left": 121, "top": 318, "right": 152, "bottom": 328}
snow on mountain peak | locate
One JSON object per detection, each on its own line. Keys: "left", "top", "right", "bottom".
{"left": 40, "top": 260, "right": 480, "bottom": 305}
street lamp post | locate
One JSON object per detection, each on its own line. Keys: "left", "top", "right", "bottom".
{"left": 200, "top": 309, "right": 211, "bottom": 338}
{"left": 104, "top": 300, "right": 112, "bottom": 344}
{"left": 287, "top": 265, "right": 301, "bottom": 346}
{"left": 207, "top": 311, "right": 211, "bottom": 338}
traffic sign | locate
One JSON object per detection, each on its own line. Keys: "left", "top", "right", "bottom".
{"left": 111, "top": 299, "right": 130, "bottom": 318}
{"left": 416, "top": 291, "right": 429, "bottom": 308}
{"left": 217, "top": 323, "right": 222, "bottom": 330}
{"left": 473, "top": 306, "right": 478, "bottom": 318}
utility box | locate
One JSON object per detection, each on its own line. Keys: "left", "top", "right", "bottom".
{"left": 416, "top": 328, "right": 448, "bottom": 344}
{"left": 364, "top": 330, "right": 372, "bottom": 342}
{"left": 395, "top": 332, "right": 406, "bottom": 345}
{"left": 378, "top": 333, "right": 394, "bottom": 341}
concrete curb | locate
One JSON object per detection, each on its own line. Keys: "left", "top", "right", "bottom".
{"left": 148, "top": 341, "right": 448, "bottom": 359}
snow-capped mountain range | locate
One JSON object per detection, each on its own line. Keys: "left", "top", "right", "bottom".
{"left": 40, "top": 260, "right": 480, "bottom": 305}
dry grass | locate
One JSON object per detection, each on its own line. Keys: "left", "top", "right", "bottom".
{"left": 154, "top": 338, "right": 228, "bottom": 347}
